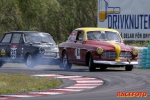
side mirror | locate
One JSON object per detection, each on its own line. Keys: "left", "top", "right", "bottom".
{"left": 121, "top": 38, "right": 124, "bottom": 43}
{"left": 74, "top": 40, "right": 77, "bottom": 43}
{"left": 29, "top": 43, "right": 33, "bottom": 45}
{"left": 79, "top": 38, "right": 83, "bottom": 41}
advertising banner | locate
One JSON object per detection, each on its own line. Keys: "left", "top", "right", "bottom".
{"left": 97, "top": 0, "right": 150, "bottom": 41}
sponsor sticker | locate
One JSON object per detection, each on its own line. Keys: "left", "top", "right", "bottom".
{"left": 10, "top": 45, "right": 18, "bottom": 59}
{"left": 1, "top": 48, "right": 6, "bottom": 56}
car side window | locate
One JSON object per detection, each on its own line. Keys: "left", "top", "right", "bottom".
{"left": 76, "top": 31, "right": 84, "bottom": 41}
{"left": 19, "top": 35, "right": 24, "bottom": 44}
{"left": 11, "top": 34, "right": 21, "bottom": 43}
{"left": 1, "top": 33, "right": 12, "bottom": 43}
{"left": 68, "top": 30, "right": 77, "bottom": 41}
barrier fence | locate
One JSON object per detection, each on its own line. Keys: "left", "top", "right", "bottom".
{"left": 134, "top": 47, "right": 149, "bottom": 68}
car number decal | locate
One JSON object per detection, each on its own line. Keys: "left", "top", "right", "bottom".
{"left": 10, "top": 45, "right": 18, "bottom": 59}
{"left": 74, "top": 48, "right": 80, "bottom": 59}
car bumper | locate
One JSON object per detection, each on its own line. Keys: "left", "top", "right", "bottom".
{"left": 93, "top": 60, "right": 138, "bottom": 65}
{"left": 37, "top": 56, "right": 60, "bottom": 65}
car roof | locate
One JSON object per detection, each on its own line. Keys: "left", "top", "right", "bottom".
{"left": 75, "top": 27, "right": 119, "bottom": 33}
{"left": 8, "top": 31, "right": 50, "bottom": 35}
{"left": 10, "top": 31, "right": 39, "bottom": 33}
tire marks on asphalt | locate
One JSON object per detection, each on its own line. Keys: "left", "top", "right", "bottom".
{"left": 0, "top": 74, "right": 104, "bottom": 99}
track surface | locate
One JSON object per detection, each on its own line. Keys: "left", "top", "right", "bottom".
{"left": 0, "top": 65, "right": 150, "bottom": 100}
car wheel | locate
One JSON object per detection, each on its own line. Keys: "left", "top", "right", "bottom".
{"left": 26, "top": 54, "right": 36, "bottom": 68}
{"left": 60, "top": 52, "right": 72, "bottom": 70}
{"left": 89, "top": 54, "right": 96, "bottom": 72}
{"left": 125, "top": 65, "right": 133, "bottom": 71}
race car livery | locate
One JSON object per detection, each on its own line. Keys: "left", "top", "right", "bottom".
{"left": 58, "top": 27, "right": 138, "bottom": 71}
{"left": 0, "top": 31, "right": 59, "bottom": 68}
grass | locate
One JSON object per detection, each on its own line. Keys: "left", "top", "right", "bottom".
{"left": 0, "top": 73, "right": 62, "bottom": 94}
{"left": 124, "top": 41, "right": 150, "bottom": 47}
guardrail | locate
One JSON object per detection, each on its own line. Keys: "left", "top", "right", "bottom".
{"left": 141, "top": 46, "right": 150, "bottom": 68}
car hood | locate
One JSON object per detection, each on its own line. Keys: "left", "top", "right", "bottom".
{"left": 31, "top": 43, "right": 59, "bottom": 52}
{"left": 85, "top": 40, "right": 134, "bottom": 51}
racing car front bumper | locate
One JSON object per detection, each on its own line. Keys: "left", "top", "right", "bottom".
{"left": 93, "top": 60, "right": 138, "bottom": 65}
{"left": 36, "top": 54, "right": 60, "bottom": 65}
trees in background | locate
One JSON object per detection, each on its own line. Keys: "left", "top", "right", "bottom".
{"left": 0, "top": 0, "right": 97, "bottom": 43}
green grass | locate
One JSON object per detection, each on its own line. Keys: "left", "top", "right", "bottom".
{"left": 0, "top": 73, "right": 62, "bottom": 94}
{"left": 124, "top": 41, "right": 150, "bottom": 47}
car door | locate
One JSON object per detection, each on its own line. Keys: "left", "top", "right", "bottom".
{"left": 0, "top": 33, "right": 12, "bottom": 61}
{"left": 72, "top": 30, "right": 86, "bottom": 64}
{"left": 66, "top": 30, "right": 78, "bottom": 62}
{"left": 7, "top": 33, "right": 23, "bottom": 61}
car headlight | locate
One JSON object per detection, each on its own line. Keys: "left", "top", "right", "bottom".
{"left": 53, "top": 47, "right": 59, "bottom": 52}
{"left": 39, "top": 47, "right": 45, "bottom": 54}
{"left": 132, "top": 49, "right": 138, "bottom": 55}
{"left": 96, "top": 47, "right": 103, "bottom": 54}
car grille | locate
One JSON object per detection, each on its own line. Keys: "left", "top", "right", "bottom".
{"left": 101, "top": 51, "right": 132, "bottom": 59}
{"left": 120, "top": 52, "right": 132, "bottom": 59}
{"left": 44, "top": 50, "right": 57, "bottom": 56}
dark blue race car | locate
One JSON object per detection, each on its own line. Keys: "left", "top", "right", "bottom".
{"left": 0, "top": 31, "right": 60, "bottom": 68}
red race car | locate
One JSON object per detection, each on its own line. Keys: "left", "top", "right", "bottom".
{"left": 58, "top": 27, "right": 138, "bottom": 71}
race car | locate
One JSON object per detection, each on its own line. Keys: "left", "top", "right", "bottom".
{"left": 58, "top": 27, "right": 138, "bottom": 71}
{"left": 0, "top": 31, "right": 59, "bottom": 68}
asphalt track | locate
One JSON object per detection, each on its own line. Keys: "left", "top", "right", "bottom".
{"left": 0, "top": 65, "right": 150, "bottom": 100}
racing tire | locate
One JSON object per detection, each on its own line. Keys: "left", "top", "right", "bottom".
{"left": 125, "top": 65, "right": 133, "bottom": 71}
{"left": 26, "top": 54, "right": 36, "bottom": 68}
{"left": 59, "top": 51, "right": 72, "bottom": 70}
{"left": 88, "top": 54, "right": 96, "bottom": 72}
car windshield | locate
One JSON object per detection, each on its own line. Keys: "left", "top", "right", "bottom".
{"left": 24, "top": 32, "right": 56, "bottom": 45}
{"left": 87, "top": 31, "right": 121, "bottom": 41}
